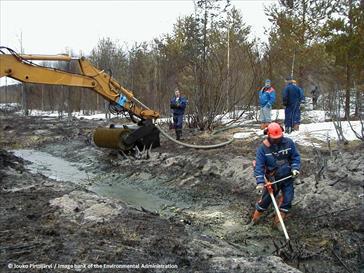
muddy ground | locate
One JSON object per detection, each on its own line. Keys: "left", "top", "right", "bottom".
{"left": 0, "top": 112, "right": 363, "bottom": 273}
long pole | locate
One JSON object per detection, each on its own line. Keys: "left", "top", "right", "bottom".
{"left": 268, "top": 187, "right": 290, "bottom": 241}
{"left": 264, "top": 177, "right": 290, "bottom": 241}
{"left": 269, "top": 175, "right": 292, "bottom": 185}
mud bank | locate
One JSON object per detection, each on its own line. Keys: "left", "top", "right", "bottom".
{"left": 0, "top": 149, "right": 301, "bottom": 273}
{"left": 1, "top": 114, "right": 363, "bottom": 272}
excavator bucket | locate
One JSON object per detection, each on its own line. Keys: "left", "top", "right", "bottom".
{"left": 93, "top": 128, "right": 133, "bottom": 150}
{"left": 93, "top": 123, "right": 160, "bottom": 151}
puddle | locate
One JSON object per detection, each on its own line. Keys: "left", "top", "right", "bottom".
{"left": 11, "top": 149, "right": 93, "bottom": 183}
{"left": 90, "top": 181, "right": 172, "bottom": 212}
{"left": 12, "top": 149, "right": 172, "bottom": 212}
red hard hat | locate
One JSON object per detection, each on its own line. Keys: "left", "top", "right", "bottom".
{"left": 267, "top": 122, "right": 283, "bottom": 139}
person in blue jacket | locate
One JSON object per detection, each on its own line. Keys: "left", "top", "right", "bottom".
{"left": 258, "top": 79, "right": 276, "bottom": 129}
{"left": 251, "top": 122, "right": 301, "bottom": 227}
{"left": 282, "top": 77, "right": 305, "bottom": 133}
{"left": 170, "top": 88, "right": 187, "bottom": 140}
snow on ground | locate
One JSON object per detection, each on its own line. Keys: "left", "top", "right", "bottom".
{"left": 0, "top": 102, "right": 22, "bottom": 112}
{"left": 234, "top": 119, "right": 363, "bottom": 147}
{"left": 232, "top": 108, "right": 362, "bottom": 147}
{"left": 272, "top": 109, "right": 330, "bottom": 122}
{"left": 217, "top": 108, "right": 327, "bottom": 125}
{"left": 287, "top": 120, "right": 363, "bottom": 146}
{"left": 0, "top": 103, "right": 173, "bottom": 123}
{"left": 302, "top": 109, "right": 330, "bottom": 122}
{"left": 2, "top": 103, "right": 362, "bottom": 147}
{"left": 19, "top": 109, "right": 108, "bottom": 120}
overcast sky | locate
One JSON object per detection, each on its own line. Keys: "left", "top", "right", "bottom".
{"left": 1, "top": 0, "right": 277, "bottom": 56}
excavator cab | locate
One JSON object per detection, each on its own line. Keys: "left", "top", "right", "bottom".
{"left": 0, "top": 46, "right": 160, "bottom": 152}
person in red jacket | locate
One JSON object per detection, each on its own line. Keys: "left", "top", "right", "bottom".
{"left": 258, "top": 79, "right": 276, "bottom": 129}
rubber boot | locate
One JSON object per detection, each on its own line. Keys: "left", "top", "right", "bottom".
{"left": 260, "top": 123, "right": 269, "bottom": 130}
{"left": 293, "top": 124, "right": 300, "bottom": 131}
{"left": 273, "top": 211, "right": 286, "bottom": 230}
{"left": 251, "top": 210, "right": 263, "bottom": 225}
{"left": 277, "top": 193, "right": 284, "bottom": 207}
{"left": 176, "top": 129, "right": 182, "bottom": 140}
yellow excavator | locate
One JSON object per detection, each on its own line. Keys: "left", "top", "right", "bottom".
{"left": 0, "top": 46, "right": 161, "bottom": 151}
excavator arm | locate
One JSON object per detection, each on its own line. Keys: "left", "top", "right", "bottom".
{"left": 0, "top": 47, "right": 160, "bottom": 151}
{"left": 0, "top": 48, "right": 159, "bottom": 120}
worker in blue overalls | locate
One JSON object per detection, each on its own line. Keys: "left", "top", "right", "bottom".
{"left": 282, "top": 77, "right": 305, "bottom": 133}
{"left": 170, "top": 88, "right": 187, "bottom": 140}
{"left": 251, "top": 122, "right": 301, "bottom": 227}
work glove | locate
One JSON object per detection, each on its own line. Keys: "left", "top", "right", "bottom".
{"left": 292, "top": 170, "right": 300, "bottom": 178}
{"left": 170, "top": 103, "right": 177, "bottom": 109}
{"left": 256, "top": 184, "right": 264, "bottom": 195}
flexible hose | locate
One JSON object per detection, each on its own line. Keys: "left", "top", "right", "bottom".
{"left": 155, "top": 124, "right": 235, "bottom": 149}
{"left": 141, "top": 97, "right": 235, "bottom": 149}
{"left": 211, "top": 124, "right": 245, "bottom": 135}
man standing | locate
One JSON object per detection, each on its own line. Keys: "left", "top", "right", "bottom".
{"left": 258, "top": 79, "right": 276, "bottom": 129}
{"left": 251, "top": 122, "right": 301, "bottom": 227}
{"left": 170, "top": 88, "right": 187, "bottom": 140}
{"left": 282, "top": 77, "right": 305, "bottom": 133}
{"left": 310, "top": 85, "right": 320, "bottom": 109}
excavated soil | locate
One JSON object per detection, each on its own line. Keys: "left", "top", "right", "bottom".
{"left": 0, "top": 113, "right": 363, "bottom": 273}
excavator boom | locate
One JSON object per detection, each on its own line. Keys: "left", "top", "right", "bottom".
{"left": 0, "top": 50, "right": 159, "bottom": 120}
{"left": 0, "top": 47, "right": 160, "bottom": 151}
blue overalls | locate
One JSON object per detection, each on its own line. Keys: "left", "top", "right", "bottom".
{"left": 282, "top": 83, "right": 305, "bottom": 131}
{"left": 254, "top": 137, "right": 301, "bottom": 213}
{"left": 170, "top": 96, "right": 187, "bottom": 139}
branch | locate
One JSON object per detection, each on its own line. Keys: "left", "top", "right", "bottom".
{"left": 331, "top": 248, "right": 354, "bottom": 273}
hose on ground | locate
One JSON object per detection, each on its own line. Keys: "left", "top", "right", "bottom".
{"left": 155, "top": 124, "right": 234, "bottom": 149}
{"left": 133, "top": 100, "right": 235, "bottom": 149}
{"left": 211, "top": 124, "right": 245, "bottom": 135}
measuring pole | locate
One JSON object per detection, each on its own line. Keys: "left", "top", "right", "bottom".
{"left": 265, "top": 179, "right": 290, "bottom": 241}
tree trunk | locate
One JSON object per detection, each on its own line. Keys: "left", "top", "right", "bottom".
{"left": 41, "top": 85, "right": 44, "bottom": 111}
{"left": 67, "top": 86, "right": 72, "bottom": 119}
{"left": 22, "top": 84, "right": 28, "bottom": 116}
{"left": 345, "top": 0, "right": 354, "bottom": 119}
{"left": 4, "top": 77, "right": 8, "bottom": 103}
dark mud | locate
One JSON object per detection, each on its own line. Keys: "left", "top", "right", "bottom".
{"left": 1, "top": 114, "right": 363, "bottom": 273}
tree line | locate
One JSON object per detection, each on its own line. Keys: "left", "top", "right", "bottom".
{"left": 1, "top": 0, "right": 363, "bottom": 129}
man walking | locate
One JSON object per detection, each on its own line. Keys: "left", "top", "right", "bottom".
{"left": 258, "top": 79, "right": 276, "bottom": 129}
{"left": 170, "top": 88, "right": 187, "bottom": 140}
{"left": 282, "top": 77, "right": 305, "bottom": 133}
{"left": 251, "top": 122, "right": 301, "bottom": 227}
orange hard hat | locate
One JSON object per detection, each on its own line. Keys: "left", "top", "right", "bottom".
{"left": 267, "top": 122, "right": 283, "bottom": 139}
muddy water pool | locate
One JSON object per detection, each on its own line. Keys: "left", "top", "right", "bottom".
{"left": 11, "top": 149, "right": 172, "bottom": 212}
